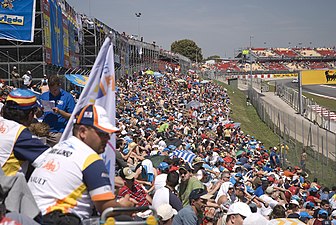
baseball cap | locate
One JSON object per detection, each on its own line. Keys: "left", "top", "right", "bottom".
{"left": 6, "top": 88, "right": 39, "bottom": 110}
{"left": 318, "top": 209, "right": 328, "bottom": 216}
{"left": 189, "top": 188, "right": 212, "bottom": 202}
{"left": 289, "top": 200, "right": 300, "bottom": 206}
{"left": 156, "top": 204, "right": 177, "bottom": 221}
{"left": 158, "top": 162, "right": 169, "bottom": 171}
{"left": 121, "top": 167, "right": 135, "bottom": 180}
{"left": 265, "top": 187, "right": 274, "bottom": 194}
{"left": 299, "top": 211, "right": 313, "bottom": 219}
{"left": 75, "top": 104, "right": 119, "bottom": 134}
{"left": 227, "top": 202, "right": 252, "bottom": 218}
{"left": 303, "top": 201, "right": 315, "bottom": 209}
{"left": 179, "top": 163, "right": 192, "bottom": 173}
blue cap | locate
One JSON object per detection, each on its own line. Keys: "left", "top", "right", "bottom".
{"left": 163, "top": 147, "right": 170, "bottom": 152}
{"left": 235, "top": 173, "right": 243, "bottom": 178}
{"left": 299, "top": 211, "right": 313, "bottom": 219}
{"left": 158, "top": 162, "right": 169, "bottom": 171}
{"left": 318, "top": 209, "right": 328, "bottom": 216}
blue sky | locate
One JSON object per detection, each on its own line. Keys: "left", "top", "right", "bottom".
{"left": 66, "top": 0, "right": 336, "bottom": 58}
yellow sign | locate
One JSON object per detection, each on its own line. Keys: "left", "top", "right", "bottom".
{"left": 242, "top": 49, "right": 249, "bottom": 55}
{"left": 301, "top": 70, "right": 336, "bottom": 85}
{"left": 273, "top": 73, "right": 297, "bottom": 78}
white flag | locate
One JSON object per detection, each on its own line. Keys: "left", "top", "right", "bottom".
{"left": 61, "top": 37, "right": 117, "bottom": 190}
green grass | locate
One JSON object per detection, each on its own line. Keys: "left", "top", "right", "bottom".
{"left": 212, "top": 80, "right": 280, "bottom": 149}
{"left": 212, "top": 79, "right": 336, "bottom": 187}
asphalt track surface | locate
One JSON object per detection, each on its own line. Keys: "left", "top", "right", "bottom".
{"left": 279, "top": 78, "right": 336, "bottom": 99}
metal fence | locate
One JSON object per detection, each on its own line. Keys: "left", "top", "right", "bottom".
{"left": 275, "top": 82, "right": 336, "bottom": 132}
{"left": 248, "top": 88, "right": 336, "bottom": 185}
{"left": 204, "top": 70, "right": 336, "bottom": 184}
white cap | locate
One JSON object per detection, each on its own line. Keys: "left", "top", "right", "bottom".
{"left": 27, "top": 70, "right": 31, "bottom": 74}
{"left": 13, "top": 66, "right": 17, "bottom": 69}
{"left": 227, "top": 202, "right": 252, "bottom": 218}
{"left": 157, "top": 204, "right": 177, "bottom": 221}
{"left": 265, "top": 187, "right": 274, "bottom": 194}
{"left": 289, "top": 199, "right": 300, "bottom": 206}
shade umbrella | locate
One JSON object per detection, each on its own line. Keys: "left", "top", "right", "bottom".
{"left": 145, "top": 70, "right": 154, "bottom": 75}
{"left": 165, "top": 138, "right": 182, "bottom": 148}
{"left": 236, "top": 150, "right": 246, "bottom": 157}
{"left": 154, "top": 72, "right": 164, "bottom": 78}
{"left": 268, "top": 218, "right": 305, "bottom": 225}
{"left": 148, "top": 155, "right": 169, "bottom": 168}
{"left": 175, "top": 79, "right": 186, "bottom": 83}
{"left": 200, "top": 80, "right": 211, "bottom": 84}
{"left": 186, "top": 100, "right": 201, "bottom": 109}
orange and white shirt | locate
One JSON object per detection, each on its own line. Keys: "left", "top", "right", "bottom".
{"left": 28, "top": 136, "right": 115, "bottom": 219}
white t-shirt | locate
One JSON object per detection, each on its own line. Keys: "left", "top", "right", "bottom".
{"left": 259, "top": 194, "right": 279, "bottom": 216}
{"left": 152, "top": 187, "right": 169, "bottom": 210}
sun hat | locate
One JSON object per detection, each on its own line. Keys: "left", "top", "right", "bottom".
{"left": 6, "top": 88, "right": 39, "bottom": 110}
{"left": 156, "top": 204, "right": 177, "bottom": 221}
{"left": 227, "top": 202, "right": 252, "bottom": 218}
{"left": 75, "top": 104, "right": 119, "bottom": 134}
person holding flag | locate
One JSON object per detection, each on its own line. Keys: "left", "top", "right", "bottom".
{"left": 60, "top": 37, "right": 118, "bottom": 191}
{"left": 28, "top": 104, "right": 133, "bottom": 224}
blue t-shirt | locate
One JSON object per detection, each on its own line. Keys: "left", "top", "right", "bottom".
{"left": 254, "top": 185, "right": 264, "bottom": 197}
{"left": 40, "top": 89, "right": 75, "bottom": 132}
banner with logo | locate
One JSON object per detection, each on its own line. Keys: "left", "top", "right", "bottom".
{"left": 61, "top": 37, "right": 117, "bottom": 190}
{"left": 0, "top": 0, "right": 36, "bottom": 42}
{"left": 49, "top": 0, "right": 64, "bottom": 67}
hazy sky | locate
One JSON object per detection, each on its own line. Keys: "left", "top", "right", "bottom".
{"left": 66, "top": 0, "right": 336, "bottom": 58}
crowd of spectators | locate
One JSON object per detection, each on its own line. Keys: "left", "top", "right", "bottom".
{"left": 0, "top": 65, "right": 335, "bottom": 225}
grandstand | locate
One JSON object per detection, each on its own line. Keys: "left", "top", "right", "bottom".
{"left": 215, "top": 47, "right": 336, "bottom": 74}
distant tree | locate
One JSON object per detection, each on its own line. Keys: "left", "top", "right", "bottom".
{"left": 204, "top": 55, "right": 221, "bottom": 61}
{"left": 171, "top": 39, "right": 202, "bottom": 62}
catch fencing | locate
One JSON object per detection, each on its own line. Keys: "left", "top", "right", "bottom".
{"left": 248, "top": 87, "right": 336, "bottom": 185}
{"left": 274, "top": 82, "right": 336, "bottom": 132}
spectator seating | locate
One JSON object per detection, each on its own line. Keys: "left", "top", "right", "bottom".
{"left": 273, "top": 48, "right": 299, "bottom": 57}
{"left": 295, "top": 48, "right": 321, "bottom": 57}
{"left": 315, "top": 48, "right": 336, "bottom": 57}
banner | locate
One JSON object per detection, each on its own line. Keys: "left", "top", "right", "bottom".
{"left": 301, "top": 69, "right": 336, "bottom": 85}
{"left": 42, "top": 0, "right": 52, "bottom": 64}
{"left": 61, "top": 37, "right": 117, "bottom": 190}
{"left": 49, "top": 0, "right": 64, "bottom": 67}
{"left": 0, "top": 0, "right": 36, "bottom": 42}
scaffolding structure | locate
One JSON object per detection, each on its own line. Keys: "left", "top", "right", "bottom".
{"left": 0, "top": 0, "right": 191, "bottom": 84}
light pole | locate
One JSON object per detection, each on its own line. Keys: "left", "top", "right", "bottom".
{"left": 249, "top": 36, "right": 254, "bottom": 87}
{"left": 135, "top": 12, "right": 141, "bottom": 41}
